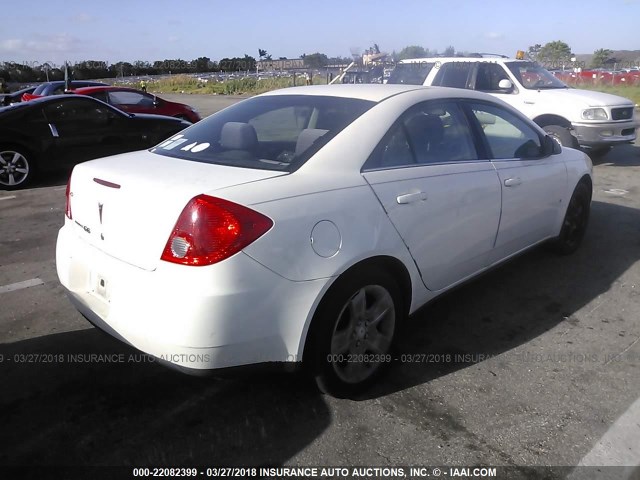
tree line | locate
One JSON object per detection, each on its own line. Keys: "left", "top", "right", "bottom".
{"left": 2, "top": 42, "right": 635, "bottom": 84}
{"left": 0, "top": 51, "right": 353, "bottom": 84}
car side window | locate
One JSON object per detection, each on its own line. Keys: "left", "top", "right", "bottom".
{"left": 432, "top": 63, "right": 474, "bottom": 89}
{"left": 44, "top": 99, "right": 111, "bottom": 135}
{"left": 366, "top": 124, "right": 414, "bottom": 169}
{"left": 109, "top": 91, "right": 154, "bottom": 107}
{"left": 474, "top": 63, "right": 511, "bottom": 92}
{"left": 91, "top": 92, "right": 109, "bottom": 103}
{"left": 403, "top": 102, "right": 478, "bottom": 164}
{"left": 467, "top": 103, "right": 544, "bottom": 159}
{"left": 363, "top": 101, "right": 478, "bottom": 170}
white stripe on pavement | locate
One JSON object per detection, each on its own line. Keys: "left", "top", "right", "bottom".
{"left": 567, "top": 395, "right": 640, "bottom": 479}
{"left": 0, "top": 195, "right": 16, "bottom": 201}
{"left": 0, "top": 278, "right": 45, "bottom": 294}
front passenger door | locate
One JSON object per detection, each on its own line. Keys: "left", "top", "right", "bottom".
{"left": 465, "top": 101, "right": 567, "bottom": 264}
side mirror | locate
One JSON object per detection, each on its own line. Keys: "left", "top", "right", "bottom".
{"left": 498, "top": 79, "right": 513, "bottom": 91}
{"left": 543, "top": 134, "right": 562, "bottom": 156}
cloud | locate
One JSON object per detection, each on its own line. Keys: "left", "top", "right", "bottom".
{"left": 70, "top": 12, "right": 95, "bottom": 23}
{"left": 484, "top": 32, "right": 505, "bottom": 40}
{"left": 168, "top": 36, "right": 181, "bottom": 43}
{"left": 0, "top": 33, "right": 80, "bottom": 54}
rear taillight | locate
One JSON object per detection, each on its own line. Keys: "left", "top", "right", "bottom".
{"left": 65, "top": 174, "right": 72, "bottom": 219}
{"left": 161, "top": 194, "right": 273, "bottom": 266}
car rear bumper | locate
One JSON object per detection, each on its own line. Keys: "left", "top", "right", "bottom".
{"left": 571, "top": 120, "right": 637, "bottom": 147}
{"left": 56, "top": 225, "right": 328, "bottom": 371}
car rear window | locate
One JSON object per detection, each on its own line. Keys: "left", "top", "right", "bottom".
{"left": 151, "top": 95, "right": 375, "bottom": 171}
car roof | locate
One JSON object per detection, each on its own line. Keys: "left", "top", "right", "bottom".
{"left": 20, "top": 94, "right": 116, "bottom": 108}
{"left": 258, "top": 84, "right": 429, "bottom": 102}
{"left": 73, "top": 86, "right": 140, "bottom": 94}
{"left": 257, "top": 84, "right": 505, "bottom": 104}
{"left": 399, "top": 57, "right": 528, "bottom": 64}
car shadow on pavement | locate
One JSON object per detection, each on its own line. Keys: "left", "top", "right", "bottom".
{"left": 361, "top": 199, "right": 640, "bottom": 399}
{"left": 590, "top": 143, "right": 640, "bottom": 167}
{"left": 0, "top": 328, "right": 329, "bottom": 466}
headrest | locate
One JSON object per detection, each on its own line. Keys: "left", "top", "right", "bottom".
{"left": 220, "top": 122, "right": 258, "bottom": 151}
{"left": 295, "top": 128, "right": 329, "bottom": 156}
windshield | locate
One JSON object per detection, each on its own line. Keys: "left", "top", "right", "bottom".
{"left": 151, "top": 95, "right": 375, "bottom": 172}
{"left": 387, "top": 62, "right": 435, "bottom": 85}
{"left": 506, "top": 62, "right": 568, "bottom": 90}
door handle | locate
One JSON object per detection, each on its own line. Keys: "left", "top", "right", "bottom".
{"left": 397, "top": 191, "right": 428, "bottom": 204}
{"left": 48, "top": 123, "right": 59, "bottom": 138}
{"left": 504, "top": 177, "right": 522, "bottom": 187}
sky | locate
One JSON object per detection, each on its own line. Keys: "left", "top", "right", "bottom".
{"left": 0, "top": 0, "right": 638, "bottom": 67}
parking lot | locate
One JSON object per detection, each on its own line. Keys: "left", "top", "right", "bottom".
{"left": 1, "top": 95, "right": 639, "bottom": 477}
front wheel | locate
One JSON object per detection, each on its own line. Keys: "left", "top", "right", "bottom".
{"left": 0, "top": 146, "right": 35, "bottom": 190}
{"left": 548, "top": 181, "right": 591, "bottom": 255}
{"left": 543, "top": 125, "right": 578, "bottom": 149}
{"left": 309, "top": 268, "right": 403, "bottom": 397}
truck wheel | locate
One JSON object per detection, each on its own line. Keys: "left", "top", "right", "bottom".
{"left": 543, "top": 125, "right": 578, "bottom": 149}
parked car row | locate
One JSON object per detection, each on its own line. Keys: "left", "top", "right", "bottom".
{"left": 73, "top": 86, "right": 201, "bottom": 123}
{"left": 0, "top": 81, "right": 203, "bottom": 189}
{"left": 553, "top": 68, "right": 640, "bottom": 86}
{"left": 0, "top": 95, "right": 191, "bottom": 189}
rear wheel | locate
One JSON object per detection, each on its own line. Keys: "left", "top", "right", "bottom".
{"left": 543, "top": 125, "right": 578, "bottom": 149}
{"left": 0, "top": 145, "right": 35, "bottom": 190}
{"left": 308, "top": 268, "right": 403, "bottom": 397}
{"left": 548, "top": 181, "right": 591, "bottom": 255}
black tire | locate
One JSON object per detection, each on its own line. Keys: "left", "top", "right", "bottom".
{"left": 548, "top": 181, "right": 591, "bottom": 255}
{"left": 543, "top": 125, "right": 578, "bottom": 149}
{"left": 0, "top": 144, "right": 36, "bottom": 190}
{"left": 308, "top": 267, "right": 404, "bottom": 397}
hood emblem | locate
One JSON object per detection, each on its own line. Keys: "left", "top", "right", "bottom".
{"left": 98, "top": 203, "right": 104, "bottom": 225}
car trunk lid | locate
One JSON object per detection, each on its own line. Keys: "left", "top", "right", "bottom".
{"left": 68, "top": 150, "right": 286, "bottom": 271}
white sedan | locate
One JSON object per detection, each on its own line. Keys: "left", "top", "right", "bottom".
{"left": 56, "top": 85, "right": 592, "bottom": 396}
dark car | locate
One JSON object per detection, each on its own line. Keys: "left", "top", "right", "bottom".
{"left": 22, "top": 81, "right": 108, "bottom": 101}
{"left": 74, "top": 86, "right": 201, "bottom": 123}
{"left": 0, "top": 86, "right": 36, "bottom": 106}
{"left": 0, "top": 95, "right": 191, "bottom": 189}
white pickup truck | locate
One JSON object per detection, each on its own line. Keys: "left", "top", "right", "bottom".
{"left": 388, "top": 56, "right": 638, "bottom": 154}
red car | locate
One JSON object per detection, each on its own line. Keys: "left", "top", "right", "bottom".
{"left": 73, "top": 86, "right": 201, "bottom": 123}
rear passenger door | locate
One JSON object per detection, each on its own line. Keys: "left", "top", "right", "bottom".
{"left": 464, "top": 101, "right": 567, "bottom": 263}
{"left": 362, "top": 100, "right": 502, "bottom": 292}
